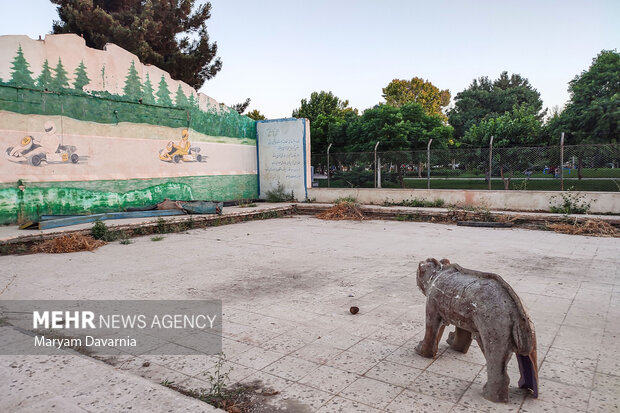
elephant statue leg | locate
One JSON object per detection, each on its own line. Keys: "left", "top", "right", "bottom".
{"left": 481, "top": 334, "right": 512, "bottom": 403}
{"left": 415, "top": 310, "right": 446, "bottom": 358}
{"left": 447, "top": 327, "right": 473, "bottom": 353}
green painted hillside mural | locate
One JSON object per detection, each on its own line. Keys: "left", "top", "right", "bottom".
{"left": 0, "top": 175, "right": 257, "bottom": 225}
{"left": 0, "top": 46, "right": 256, "bottom": 140}
{"left": 0, "top": 37, "right": 259, "bottom": 225}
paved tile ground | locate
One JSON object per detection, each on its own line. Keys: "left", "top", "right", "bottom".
{"left": 1, "top": 216, "right": 618, "bottom": 412}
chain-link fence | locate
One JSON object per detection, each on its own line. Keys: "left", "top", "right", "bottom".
{"left": 312, "top": 143, "right": 620, "bottom": 192}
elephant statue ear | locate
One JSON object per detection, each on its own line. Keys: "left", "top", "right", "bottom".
{"left": 427, "top": 258, "right": 441, "bottom": 268}
{"left": 440, "top": 258, "right": 451, "bottom": 266}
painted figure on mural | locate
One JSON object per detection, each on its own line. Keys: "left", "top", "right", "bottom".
{"left": 5, "top": 121, "right": 80, "bottom": 166}
{"left": 158, "top": 129, "right": 206, "bottom": 163}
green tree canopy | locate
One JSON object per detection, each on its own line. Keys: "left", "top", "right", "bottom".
{"left": 342, "top": 102, "right": 453, "bottom": 186}
{"left": 50, "top": 57, "right": 69, "bottom": 90}
{"left": 448, "top": 71, "right": 544, "bottom": 139}
{"left": 556, "top": 50, "right": 620, "bottom": 144}
{"left": 382, "top": 77, "right": 450, "bottom": 119}
{"left": 36, "top": 59, "right": 53, "bottom": 90}
{"left": 347, "top": 102, "right": 453, "bottom": 152}
{"left": 73, "top": 60, "right": 90, "bottom": 91}
{"left": 230, "top": 98, "right": 250, "bottom": 114}
{"left": 293, "top": 91, "right": 354, "bottom": 154}
{"left": 156, "top": 75, "right": 172, "bottom": 106}
{"left": 9, "top": 45, "right": 35, "bottom": 88}
{"left": 293, "top": 91, "right": 350, "bottom": 121}
{"left": 51, "top": 0, "right": 222, "bottom": 89}
{"left": 246, "top": 109, "right": 266, "bottom": 120}
{"left": 463, "top": 104, "right": 543, "bottom": 148}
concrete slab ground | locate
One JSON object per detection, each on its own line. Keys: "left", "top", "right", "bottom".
{"left": 1, "top": 216, "right": 618, "bottom": 412}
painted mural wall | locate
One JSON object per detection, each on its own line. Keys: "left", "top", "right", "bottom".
{"left": 0, "top": 34, "right": 258, "bottom": 224}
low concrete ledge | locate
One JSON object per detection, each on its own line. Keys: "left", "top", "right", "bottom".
{"left": 307, "top": 188, "right": 620, "bottom": 214}
{"left": 0, "top": 204, "right": 295, "bottom": 254}
{"left": 295, "top": 203, "right": 620, "bottom": 227}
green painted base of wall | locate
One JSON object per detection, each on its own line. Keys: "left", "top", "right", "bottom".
{"left": 0, "top": 175, "right": 258, "bottom": 224}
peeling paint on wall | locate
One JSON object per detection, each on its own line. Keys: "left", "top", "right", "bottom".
{"left": 0, "top": 175, "right": 257, "bottom": 224}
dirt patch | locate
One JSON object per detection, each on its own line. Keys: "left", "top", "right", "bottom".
{"left": 316, "top": 202, "right": 364, "bottom": 221}
{"left": 31, "top": 234, "right": 107, "bottom": 253}
{"left": 209, "top": 269, "right": 319, "bottom": 300}
{"left": 546, "top": 219, "right": 619, "bottom": 237}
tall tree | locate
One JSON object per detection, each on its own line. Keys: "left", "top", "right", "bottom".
{"left": 123, "top": 61, "right": 142, "bottom": 100}
{"left": 175, "top": 84, "right": 189, "bottom": 107}
{"left": 36, "top": 59, "right": 54, "bottom": 90}
{"left": 558, "top": 50, "right": 620, "bottom": 144}
{"left": 448, "top": 71, "right": 544, "bottom": 139}
{"left": 230, "top": 98, "right": 251, "bottom": 114}
{"left": 156, "top": 75, "right": 172, "bottom": 106}
{"left": 382, "top": 77, "right": 450, "bottom": 118}
{"left": 463, "top": 104, "right": 543, "bottom": 148}
{"left": 142, "top": 73, "right": 156, "bottom": 104}
{"left": 50, "top": 57, "right": 69, "bottom": 90}
{"left": 73, "top": 60, "right": 90, "bottom": 91}
{"left": 51, "top": 0, "right": 222, "bottom": 89}
{"left": 345, "top": 102, "right": 453, "bottom": 186}
{"left": 347, "top": 103, "right": 453, "bottom": 152}
{"left": 293, "top": 91, "right": 350, "bottom": 122}
{"left": 9, "top": 45, "right": 35, "bottom": 88}
{"left": 246, "top": 109, "right": 266, "bottom": 120}
{"left": 293, "top": 91, "right": 354, "bottom": 154}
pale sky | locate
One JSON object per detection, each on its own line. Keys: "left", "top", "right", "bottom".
{"left": 2, "top": 0, "right": 619, "bottom": 119}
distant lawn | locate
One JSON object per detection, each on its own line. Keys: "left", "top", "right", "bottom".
{"left": 424, "top": 168, "right": 620, "bottom": 179}
{"left": 319, "top": 177, "right": 619, "bottom": 192}
{"left": 405, "top": 179, "right": 618, "bottom": 192}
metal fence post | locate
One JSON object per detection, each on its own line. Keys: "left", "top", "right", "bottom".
{"left": 427, "top": 139, "right": 433, "bottom": 189}
{"left": 374, "top": 141, "right": 380, "bottom": 188}
{"left": 377, "top": 155, "right": 382, "bottom": 189}
{"left": 488, "top": 136, "right": 494, "bottom": 190}
{"left": 560, "top": 132, "right": 565, "bottom": 191}
{"left": 327, "top": 143, "right": 332, "bottom": 188}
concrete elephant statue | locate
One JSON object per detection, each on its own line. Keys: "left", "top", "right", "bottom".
{"left": 415, "top": 258, "right": 538, "bottom": 403}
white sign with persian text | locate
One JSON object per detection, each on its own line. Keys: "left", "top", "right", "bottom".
{"left": 257, "top": 118, "right": 310, "bottom": 201}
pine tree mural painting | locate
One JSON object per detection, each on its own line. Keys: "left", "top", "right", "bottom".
{"left": 175, "top": 84, "right": 189, "bottom": 107}
{"left": 188, "top": 93, "right": 199, "bottom": 108}
{"left": 50, "top": 57, "right": 69, "bottom": 90}
{"left": 123, "top": 61, "right": 142, "bottom": 100}
{"left": 36, "top": 59, "right": 54, "bottom": 90}
{"left": 156, "top": 75, "right": 172, "bottom": 106}
{"left": 9, "top": 45, "right": 35, "bottom": 88}
{"left": 73, "top": 60, "right": 90, "bottom": 91}
{"left": 142, "top": 73, "right": 155, "bottom": 104}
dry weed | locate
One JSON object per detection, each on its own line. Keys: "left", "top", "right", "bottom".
{"left": 32, "top": 233, "right": 107, "bottom": 253}
{"left": 316, "top": 202, "right": 364, "bottom": 221}
{"left": 547, "top": 219, "right": 618, "bottom": 237}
